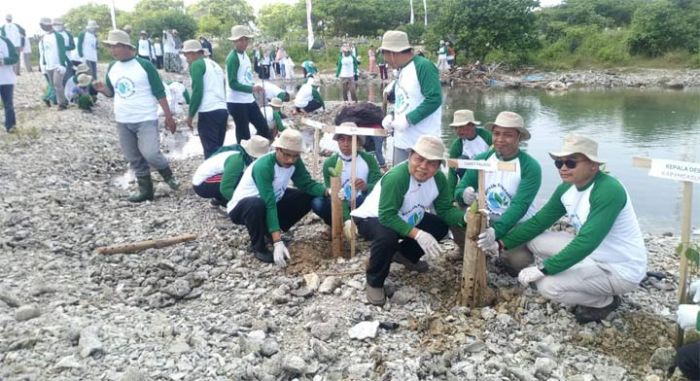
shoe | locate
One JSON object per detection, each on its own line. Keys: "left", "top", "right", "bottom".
{"left": 128, "top": 175, "right": 154, "bottom": 202}
{"left": 366, "top": 285, "right": 386, "bottom": 306}
{"left": 209, "top": 199, "right": 223, "bottom": 207}
{"left": 392, "top": 252, "right": 429, "bottom": 273}
{"left": 6, "top": 127, "right": 16, "bottom": 134}
{"left": 158, "top": 167, "right": 180, "bottom": 190}
{"left": 574, "top": 296, "right": 622, "bottom": 324}
{"left": 253, "top": 249, "right": 274, "bottom": 263}
{"left": 43, "top": 99, "right": 51, "bottom": 107}
{"left": 58, "top": 104, "right": 68, "bottom": 111}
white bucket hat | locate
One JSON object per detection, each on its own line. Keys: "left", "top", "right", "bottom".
{"left": 485, "top": 111, "right": 530, "bottom": 141}
{"left": 241, "top": 135, "right": 271, "bottom": 158}
{"left": 380, "top": 31, "right": 411, "bottom": 53}
{"left": 103, "top": 30, "right": 135, "bottom": 49}
{"left": 449, "top": 109, "right": 481, "bottom": 127}
{"left": 333, "top": 122, "right": 365, "bottom": 146}
{"left": 549, "top": 133, "right": 605, "bottom": 163}
{"left": 39, "top": 17, "right": 51, "bottom": 26}
{"left": 86, "top": 20, "right": 99, "bottom": 29}
{"left": 411, "top": 135, "right": 446, "bottom": 161}
{"left": 181, "top": 39, "right": 204, "bottom": 53}
{"left": 52, "top": 18, "right": 64, "bottom": 26}
{"left": 77, "top": 74, "right": 92, "bottom": 87}
{"left": 271, "top": 129, "right": 303, "bottom": 153}
{"left": 269, "top": 97, "right": 283, "bottom": 108}
{"left": 75, "top": 63, "right": 90, "bottom": 75}
{"left": 228, "top": 25, "right": 254, "bottom": 41}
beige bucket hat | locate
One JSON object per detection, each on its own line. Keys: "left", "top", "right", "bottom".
{"left": 271, "top": 129, "right": 303, "bottom": 153}
{"left": 52, "top": 18, "right": 64, "bottom": 26}
{"left": 449, "top": 109, "right": 481, "bottom": 127}
{"left": 103, "top": 30, "right": 135, "bottom": 49}
{"left": 77, "top": 74, "right": 92, "bottom": 87}
{"left": 486, "top": 111, "right": 530, "bottom": 141}
{"left": 39, "top": 17, "right": 52, "bottom": 26}
{"left": 181, "top": 39, "right": 204, "bottom": 53}
{"left": 86, "top": 20, "right": 99, "bottom": 29}
{"left": 333, "top": 122, "right": 365, "bottom": 145}
{"left": 380, "top": 31, "right": 412, "bottom": 52}
{"left": 411, "top": 135, "right": 446, "bottom": 161}
{"left": 269, "top": 97, "right": 283, "bottom": 108}
{"left": 228, "top": 25, "right": 254, "bottom": 41}
{"left": 241, "top": 135, "right": 271, "bottom": 158}
{"left": 549, "top": 133, "right": 604, "bottom": 163}
{"left": 75, "top": 63, "right": 90, "bottom": 75}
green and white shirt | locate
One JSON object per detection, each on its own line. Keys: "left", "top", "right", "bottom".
{"left": 227, "top": 152, "right": 326, "bottom": 232}
{"left": 454, "top": 148, "right": 541, "bottom": 238}
{"left": 447, "top": 128, "right": 493, "bottom": 191}
{"left": 336, "top": 54, "right": 358, "bottom": 78}
{"left": 77, "top": 30, "right": 98, "bottom": 62}
{"left": 0, "top": 36, "right": 18, "bottom": 85}
{"left": 39, "top": 31, "right": 68, "bottom": 71}
{"left": 192, "top": 150, "right": 240, "bottom": 186}
{"left": 323, "top": 151, "right": 382, "bottom": 221}
{"left": 225, "top": 50, "right": 255, "bottom": 104}
{"left": 502, "top": 171, "right": 647, "bottom": 283}
{"left": 188, "top": 57, "right": 226, "bottom": 118}
{"left": 105, "top": 57, "right": 166, "bottom": 123}
{"left": 392, "top": 55, "right": 443, "bottom": 149}
{"left": 219, "top": 148, "right": 255, "bottom": 201}
{"left": 351, "top": 162, "right": 464, "bottom": 236}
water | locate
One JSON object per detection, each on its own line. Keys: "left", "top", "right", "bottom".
{"left": 321, "top": 83, "right": 700, "bottom": 234}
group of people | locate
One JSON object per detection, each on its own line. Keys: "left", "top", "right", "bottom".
{"left": 253, "top": 44, "right": 295, "bottom": 80}
{"left": 437, "top": 39, "right": 456, "bottom": 72}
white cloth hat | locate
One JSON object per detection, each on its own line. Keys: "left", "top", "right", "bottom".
{"left": 411, "top": 135, "right": 446, "bottom": 161}
{"left": 449, "top": 109, "right": 481, "bottom": 127}
{"left": 271, "top": 129, "right": 303, "bottom": 153}
{"left": 549, "top": 133, "right": 604, "bottom": 163}
{"left": 77, "top": 74, "right": 92, "bottom": 87}
{"left": 75, "top": 63, "right": 90, "bottom": 75}
{"left": 103, "top": 30, "right": 135, "bottom": 49}
{"left": 52, "top": 18, "right": 64, "bottom": 26}
{"left": 269, "top": 97, "right": 283, "bottom": 108}
{"left": 39, "top": 17, "right": 51, "bottom": 26}
{"left": 380, "top": 31, "right": 411, "bottom": 52}
{"left": 227, "top": 25, "right": 254, "bottom": 41}
{"left": 181, "top": 39, "right": 204, "bottom": 53}
{"left": 241, "top": 135, "right": 271, "bottom": 158}
{"left": 86, "top": 20, "right": 99, "bottom": 29}
{"left": 485, "top": 111, "right": 530, "bottom": 141}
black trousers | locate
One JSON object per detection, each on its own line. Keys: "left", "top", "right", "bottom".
{"left": 193, "top": 181, "right": 226, "bottom": 203}
{"left": 227, "top": 102, "right": 271, "bottom": 144}
{"left": 198, "top": 109, "right": 228, "bottom": 159}
{"left": 379, "top": 64, "right": 388, "bottom": 80}
{"left": 354, "top": 213, "right": 448, "bottom": 287}
{"left": 295, "top": 99, "right": 323, "bottom": 114}
{"left": 229, "top": 189, "right": 313, "bottom": 252}
{"left": 156, "top": 56, "right": 163, "bottom": 69}
{"left": 676, "top": 342, "right": 700, "bottom": 381}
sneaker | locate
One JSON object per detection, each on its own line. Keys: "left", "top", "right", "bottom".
{"left": 574, "top": 296, "right": 622, "bottom": 324}
{"left": 253, "top": 249, "right": 274, "bottom": 264}
{"left": 392, "top": 252, "right": 429, "bottom": 273}
{"left": 366, "top": 285, "right": 386, "bottom": 306}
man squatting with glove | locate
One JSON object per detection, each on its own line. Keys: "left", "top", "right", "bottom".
{"left": 676, "top": 279, "right": 700, "bottom": 380}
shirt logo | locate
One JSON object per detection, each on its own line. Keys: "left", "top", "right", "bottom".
{"left": 485, "top": 184, "right": 513, "bottom": 215}
{"left": 244, "top": 67, "right": 254, "bottom": 84}
{"left": 400, "top": 205, "right": 426, "bottom": 226}
{"left": 114, "top": 77, "right": 136, "bottom": 98}
{"left": 394, "top": 83, "right": 410, "bottom": 115}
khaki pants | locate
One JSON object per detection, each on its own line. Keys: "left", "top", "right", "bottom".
{"left": 47, "top": 68, "right": 67, "bottom": 106}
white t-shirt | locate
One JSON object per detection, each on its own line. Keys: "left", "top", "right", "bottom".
{"left": 226, "top": 51, "right": 255, "bottom": 104}
{"left": 106, "top": 57, "right": 163, "bottom": 123}
{"left": 0, "top": 37, "right": 17, "bottom": 85}
{"left": 338, "top": 55, "right": 355, "bottom": 78}
{"left": 198, "top": 58, "right": 227, "bottom": 113}
{"left": 2, "top": 23, "right": 22, "bottom": 47}
{"left": 192, "top": 151, "right": 239, "bottom": 186}
{"left": 81, "top": 31, "right": 97, "bottom": 62}
{"left": 39, "top": 32, "right": 63, "bottom": 71}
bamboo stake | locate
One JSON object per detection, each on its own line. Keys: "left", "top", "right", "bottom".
{"left": 96, "top": 234, "right": 197, "bottom": 255}
{"left": 313, "top": 128, "right": 320, "bottom": 178}
{"left": 349, "top": 135, "right": 358, "bottom": 257}
{"left": 330, "top": 176, "right": 344, "bottom": 257}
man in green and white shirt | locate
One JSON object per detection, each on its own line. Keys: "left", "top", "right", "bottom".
{"left": 379, "top": 31, "right": 442, "bottom": 164}
{"left": 482, "top": 134, "right": 647, "bottom": 324}
{"left": 351, "top": 135, "right": 466, "bottom": 306}
{"left": 182, "top": 39, "right": 228, "bottom": 159}
{"left": 447, "top": 109, "right": 492, "bottom": 192}
{"left": 293, "top": 76, "right": 324, "bottom": 113}
{"left": 336, "top": 45, "right": 359, "bottom": 102}
{"left": 225, "top": 25, "right": 270, "bottom": 144}
{"left": 77, "top": 20, "right": 99, "bottom": 78}
{"left": 228, "top": 129, "right": 329, "bottom": 267}
{"left": 38, "top": 18, "right": 70, "bottom": 109}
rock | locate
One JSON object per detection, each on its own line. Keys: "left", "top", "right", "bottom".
{"left": 15, "top": 304, "right": 41, "bottom": 321}
{"left": 162, "top": 279, "right": 191, "bottom": 299}
{"left": 348, "top": 321, "right": 380, "bottom": 340}
{"left": 390, "top": 288, "right": 417, "bottom": 305}
{"left": 592, "top": 364, "right": 626, "bottom": 380}
{"left": 120, "top": 367, "right": 147, "bottom": 381}
{"left": 79, "top": 325, "right": 103, "bottom": 358}
{"left": 346, "top": 362, "right": 373, "bottom": 379}
{"left": 310, "top": 338, "right": 336, "bottom": 362}
{"left": 168, "top": 340, "right": 191, "bottom": 354}
{"left": 0, "top": 289, "right": 21, "bottom": 307}
{"left": 260, "top": 338, "right": 280, "bottom": 357}
{"left": 55, "top": 355, "right": 83, "bottom": 369}
{"left": 644, "top": 375, "right": 661, "bottom": 381}
{"left": 304, "top": 273, "right": 320, "bottom": 291}
{"left": 283, "top": 355, "right": 307, "bottom": 374}
{"left": 462, "top": 340, "right": 486, "bottom": 353}
{"left": 310, "top": 319, "right": 337, "bottom": 341}
{"left": 649, "top": 347, "right": 675, "bottom": 370}
{"left": 318, "top": 276, "right": 340, "bottom": 294}
{"left": 568, "top": 374, "right": 594, "bottom": 381}
{"left": 534, "top": 357, "right": 556, "bottom": 377}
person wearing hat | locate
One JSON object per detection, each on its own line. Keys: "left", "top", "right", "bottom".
{"left": 93, "top": 29, "right": 180, "bottom": 203}
{"left": 336, "top": 45, "right": 359, "bottom": 103}
{"left": 0, "top": 32, "right": 18, "bottom": 132}
{"left": 224, "top": 25, "right": 271, "bottom": 144}
{"left": 64, "top": 64, "right": 96, "bottom": 107}
{"left": 52, "top": 18, "right": 76, "bottom": 63}
{"left": 351, "top": 135, "right": 467, "bottom": 305}
{"left": 293, "top": 77, "right": 324, "bottom": 114}
{"left": 1, "top": 14, "right": 25, "bottom": 75}
{"left": 312, "top": 122, "right": 382, "bottom": 239}
{"left": 453, "top": 111, "right": 541, "bottom": 256}
{"left": 137, "top": 31, "right": 154, "bottom": 62}
{"left": 447, "top": 109, "right": 492, "bottom": 191}
{"left": 437, "top": 40, "right": 448, "bottom": 72}
{"left": 228, "top": 129, "right": 329, "bottom": 266}
{"left": 675, "top": 279, "right": 700, "bottom": 380}
{"left": 153, "top": 37, "right": 163, "bottom": 69}
{"left": 262, "top": 97, "right": 287, "bottom": 138}
{"left": 39, "top": 17, "right": 70, "bottom": 110}
{"left": 257, "top": 80, "right": 290, "bottom": 103}
{"left": 192, "top": 136, "right": 270, "bottom": 205}
{"left": 78, "top": 20, "right": 99, "bottom": 78}
{"left": 379, "top": 30, "right": 442, "bottom": 165}
{"left": 301, "top": 59, "right": 317, "bottom": 78}
{"left": 162, "top": 29, "right": 181, "bottom": 73}
{"left": 480, "top": 133, "right": 647, "bottom": 324}
{"left": 181, "top": 39, "right": 228, "bottom": 159}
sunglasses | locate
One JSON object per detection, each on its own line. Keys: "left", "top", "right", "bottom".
{"left": 554, "top": 159, "right": 579, "bottom": 169}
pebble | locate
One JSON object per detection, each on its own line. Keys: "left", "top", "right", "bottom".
{"left": 318, "top": 276, "right": 340, "bottom": 294}
{"left": 348, "top": 321, "right": 380, "bottom": 340}
{"left": 304, "top": 273, "right": 320, "bottom": 291}
{"left": 260, "top": 338, "right": 280, "bottom": 357}
{"left": 283, "top": 355, "right": 307, "bottom": 374}
{"left": 15, "top": 304, "right": 41, "bottom": 321}
{"left": 79, "top": 325, "right": 103, "bottom": 358}
{"left": 54, "top": 355, "right": 83, "bottom": 369}
{"left": 649, "top": 347, "right": 675, "bottom": 370}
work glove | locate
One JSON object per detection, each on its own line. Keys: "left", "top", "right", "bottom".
{"left": 518, "top": 266, "right": 545, "bottom": 286}
{"left": 343, "top": 220, "right": 357, "bottom": 241}
{"left": 676, "top": 304, "right": 700, "bottom": 330}
{"left": 391, "top": 114, "right": 409, "bottom": 132}
{"left": 415, "top": 230, "right": 441, "bottom": 258}
{"left": 337, "top": 187, "right": 346, "bottom": 201}
{"left": 381, "top": 115, "right": 393, "bottom": 131}
{"left": 477, "top": 228, "right": 499, "bottom": 255}
{"left": 273, "top": 241, "right": 291, "bottom": 267}
{"left": 688, "top": 280, "right": 700, "bottom": 303}
{"left": 462, "top": 186, "right": 476, "bottom": 206}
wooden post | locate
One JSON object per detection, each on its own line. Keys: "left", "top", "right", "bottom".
{"left": 350, "top": 135, "right": 358, "bottom": 257}
{"left": 96, "top": 234, "right": 197, "bottom": 255}
{"left": 313, "top": 128, "right": 320, "bottom": 178}
{"left": 330, "top": 176, "right": 344, "bottom": 257}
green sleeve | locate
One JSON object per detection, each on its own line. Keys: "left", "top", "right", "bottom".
{"left": 454, "top": 150, "right": 491, "bottom": 205}
{"left": 335, "top": 55, "right": 341, "bottom": 77}
{"left": 353, "top": 56, "right": 359, "bottom": 75}
{"left": 447, "top": 139, "right": 463, "bottom": 193}
{"left": 322, "top": 155, "right": 337, "bottom": 188}
{"left": 501, "top": 183, "right": 569, "bottom": 250}
{"left": 104, "top": 61, "right": 116, "bottom": 96}
{"left": 219, "top": 154, "right": 245, "bottom": 201}
{"left": 1, "top": 38, "right": 18, "bottom": 65}
{"left": 378, "top": 163, "right": 413, "bottom": 236}
{"left": 312, "top": 88, "right": 325, "bottom": 109}
{"left": 226, "top": 51, "right": 253, "bottom": 93}
{"left": 406, "top": 56, "right": 442, "bottom": 125}
{"left": 183, "top": 89, "right": 190, "bottom": 104}
{"left": 273, "top": 110, "right": 285, "bottom": 132}
{"left": 276, "top": 91, "right": 287, "bottom": 101}
{"left": 65, "top": 31, "right": 75, "bottom": 51}
{"left": 492, "top": 152, "right": 542, "bottom": 238}
{"left": 251, "top": 155, "right": 283, "bottom": 233}
{"left": 433, "top": 171, "right": 466, "bottom": 227}
{"left": 542, "top": 173, "right": 627, "bottom": 275}
{"left": 188, "top": 58, "right": 205, "bottom": 117}
{"left": 477, "top": 128, "right": 493, "bottom": 145}
{"left": 291, "top": 159, "right": 326, "bottom": 197}
{"left": 77, "top": 31, "right": 85, "bottom": 57}
{"left": 360, "top": 151, "right": 382, "bottom": 194}
{"left": 54, "top": 33, "right": 69, "bottom": 67}
{"left": 135, "top": 57, "right": 166, "bottom": 99}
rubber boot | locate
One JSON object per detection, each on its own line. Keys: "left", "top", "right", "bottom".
{"left": 158, "top": 167, "right": 180, "bottom": 190}
{"left": 128, "top": 176, "right": 154, "bottom": 202}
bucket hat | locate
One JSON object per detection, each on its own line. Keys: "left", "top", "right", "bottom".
{"left": 181, "top": 39, "right": 204, "bottom": 53}
{"left": 86, "top": 20, "right": 99, "bottom": 29}
{"left": 75, "top": 63, "right": 90, "bottom": 75}
{"left": 485, "top": 111, "right": 530, "bottom": 141}
{"left": 449, "top": 109, "right": 481, "bottom": 127}
{"left": 549, "top": 133, "right": 604, "bottom": 163}
{"left": 6, "top": 14, "right": 12, "bottom": 21}
{"left": 77, "top": 74, "right": 92, "bottom": 87}
{"left": 333, "top": 122, "right": 365, "bottom": 146}
{"left": 39, "top": 17, "right": 51, "bottom": 26}
{"left": 103, "top": 30, "right": 135, "bottom": 49}
{"left": 241, "top": 136, "right": 271, "bottom": 158}
{"left": 269, "top": 97, "right": 283, "bottom": 108}
{"left": 380, "top": 31, "right": 411, "bottom": 53}
{"left": 122, "top": 25, "right": 132, "bottom": 33}
{"left": 52, "top": 18, "right": 64, "bottom": 26}
{"left": 228, "top": 25, "right": 254, "bottom": 41}
{"left": 271, "top": 129, "right": 303, "bottom": 153}
{"left": 411, "top": 135, "right": 446, "bottom": 161}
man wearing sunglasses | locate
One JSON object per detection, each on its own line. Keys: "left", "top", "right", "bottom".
{"left": 480, "top": 134, "right": 647, "bottom": 323}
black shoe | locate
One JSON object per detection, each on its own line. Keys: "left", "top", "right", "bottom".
{"left": 209, "top": 199, "right": 223, "bottom": 207}
{"left": 43, "top": 99, "right": 51, "bottom": 107}
{"left": 574, "top": 296, "right": 621, "bottom": 324}
{"left": 253, "top": 249, "right": 274, "bottom": 263}
{"left": 58, "top": 104, "right": 68, "bottom": 111}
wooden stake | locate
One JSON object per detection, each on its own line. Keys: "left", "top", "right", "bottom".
{"left": 459, "top": 206, "right": 489, "bottom": 307}
{"left": 96, "top": 234, "right": 197, "bottom": 255}
{"left": 350, "top": 135, "right": 358, "bottom": 257}
{"left": 330, "top": 176, "right": 344, "bottom": 257}
{"left": 313, "top": 128, "right": 320, "bottom": 178}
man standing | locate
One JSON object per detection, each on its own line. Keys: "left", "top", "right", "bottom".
{"left": 0, "top": 34, "right": 18, "bottom": 132}
{"left": 225, "top": 25, "right": 270, "bottom": 144}
{"left": 153, "top": 37, "right": 163, "bottom": 69}
{"left": 446, "top": 109, "right": 492, "bottom": 191}
{"left": 78, "top": 20, "right": 99, "bottom": 78}
{"left": 182, "top": 39, "right": 228, "bottom": 159}
{"left": 21, "top": 34, "right": 32, "bottom": 73}
{"left": 93, "top": 30, "right": 180, "bottom": 203}
{"left": 481, "top": 134, "right": 647, "bottom": 324}
{"left": 39, "top": 17, "right": 70, "bottom": 110}
{"left": 228, "top": 129, "right": 329, "bottom": 266}
{"left": 0, "top": 15, "right": 24, "bottom": 75}
{"left": 137, "top": 31, "right": 153, "bottom": 62}
{"left": 379, "top": 31, "right": 442, "bottom": 164}
{"left": 336, "top": 45, "right": 359, "bottom": 103}
{"left": 162, "top": 29, "right": 180, "bottom": 73}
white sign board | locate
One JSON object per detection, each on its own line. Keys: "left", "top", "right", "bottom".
{"left": 447, "top": 159, "right": 505, "bottom": 172}
{"left": 648, "top": 159, "right": 700, "bottom": 184}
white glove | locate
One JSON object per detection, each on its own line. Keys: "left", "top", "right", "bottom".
{"left": 415, "top": 230, "right": 441, "bottom": 258}
{"left": 381, "top": 115, "right": 393, "bottom": 129}
{"left": 688, "top": 280, "right": 700, "bottom": 303}
{"left": 337, "top": 188, "right": 346, "bottom": 201}
{"left": 518, "top": 266, "right": 545, "bottom": 286}
{"left": 343, "top": 220, "right": 357, "bottom": 241}
{"left": 390, "top": 114, "right": 409, "bottom": 132}
{"left": 56, "top": 65, "right": 67, "bottom": 75}
{"left": 676, "top": 304, "right": 700, "bottom": 329}
{"left": 462, "top": 186, "right": 476, "bottom": 206}
{"left": 477, "top": 227, "right": 496, "bottom": 249}
{"left": 273, "top": 241, "right": 291, "bottom": 267}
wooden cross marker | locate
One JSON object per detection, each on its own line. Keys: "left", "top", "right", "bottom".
{"left": 447, "top": 158, "right": 516, "bottom": 307}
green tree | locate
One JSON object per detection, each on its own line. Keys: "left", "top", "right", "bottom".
{"left": 187, "top": 0, "right": 255, "bottom": 37}
{"left": 313, "top": 0, "right": 412, "bottom": 37}
{"left": 120, "top": 10, "right": 197, "bottom": 40}
{"left": 62, "top": 4, "right": 115, "bottom": 36}
{"left": 258, "top": 3, "right": 305, "bottom": 40}
{"left": 135, "top": 0, "right": 185, "bottom": 13}
{"left": 628, "top": 1, "right": 700, "bottom": 56}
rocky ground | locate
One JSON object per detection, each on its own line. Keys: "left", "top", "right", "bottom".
{"left": 0, "top": 68, "right": 698, "bottom": 381}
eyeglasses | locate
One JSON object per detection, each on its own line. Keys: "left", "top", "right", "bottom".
{"left": 554, "top": 159, "right": 578, "bottom": 169}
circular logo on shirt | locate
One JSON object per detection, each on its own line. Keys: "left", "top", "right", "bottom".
{"left": 485, "top": 184, "right": 513, "bottom": 215}
{"left": 400, "top": 206, "right": 426, "bottom": 227}
{"left": 114, "top": 77, "right": 135, "bottom": 98}
{"left": 244, "top": 68, "right": 254, "bottom": 85}
{"left": 394, "top": 82, "right": 410, "bottom": 115}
